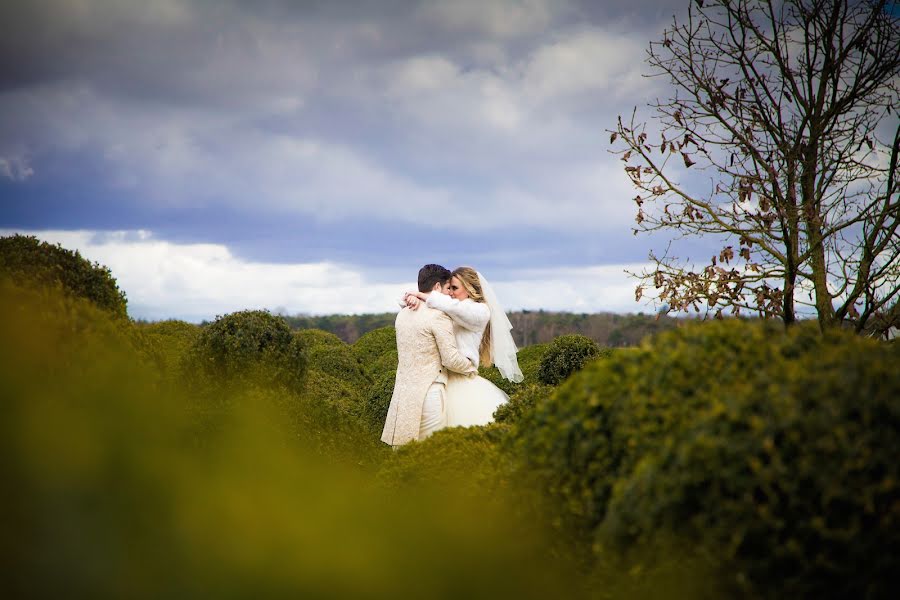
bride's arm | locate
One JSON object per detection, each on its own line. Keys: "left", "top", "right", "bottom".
{"left": 425, "top": 292, "right": 490, "bottom": 331}
{"left": 398, "top": 291, "right": 425, "bottom": 309}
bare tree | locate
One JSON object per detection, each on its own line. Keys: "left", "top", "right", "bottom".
{"left": 612, "top": 0, "right": 900, "bottom": 336}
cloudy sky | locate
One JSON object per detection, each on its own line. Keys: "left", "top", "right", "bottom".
{"left": 1, "top": 0, "right": 711, "bottom": 321}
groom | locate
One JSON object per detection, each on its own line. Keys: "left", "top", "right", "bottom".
{"left": 381, "top": 264, "right": 476, "bottom": 447}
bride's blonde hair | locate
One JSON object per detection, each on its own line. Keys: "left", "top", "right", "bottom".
{"left": 452, "top": 266, "right": 492, "bottom": 368}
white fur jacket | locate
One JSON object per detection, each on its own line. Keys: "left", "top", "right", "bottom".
{"left": 424, "top": 292, "right": 490, "bottom": 368}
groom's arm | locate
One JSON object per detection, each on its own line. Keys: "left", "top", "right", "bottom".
{"left": 432, "top": 313, "right": 476, "bottom": 375}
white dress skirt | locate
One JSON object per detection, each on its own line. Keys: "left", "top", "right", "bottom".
{"left": 444, "top": 372, "right": 509, "bottom": 427}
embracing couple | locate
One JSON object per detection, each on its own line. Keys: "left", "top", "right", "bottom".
{"left": 381, "top": 264, "right": 524, "bottom": 448}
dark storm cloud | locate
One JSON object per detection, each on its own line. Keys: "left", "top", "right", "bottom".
{"left": 0, "top": 0, "right": 695, "bottom": 276}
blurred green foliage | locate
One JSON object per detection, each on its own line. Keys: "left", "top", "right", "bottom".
{"left": 4, "top": 236, "right": 898, "bottom": 598}
{"left": 377, "top": 425, "right": 510, "bottom": 496}
{"left": 0, "top": 281, "right": 586, "bottom": 598}
{"left": 0, "top": 234, "right": 128, "bottom": 318}
{"left": 537, "top": 334, "right": 607, "bottom": 385}
{"left": 512, "top": 319, "right": 900, "bottom": 598}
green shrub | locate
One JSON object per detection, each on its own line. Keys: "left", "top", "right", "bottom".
{"left": 302, "top": 331, "right": 370, "bottom": 391}
{"left": 352, "top": 326, "right": 397, "bottom": 368}
{"left": 493, "top": 383, "right": 554, "bottom": 424}
{"left": 513, "top": 319, "right": 900, "bottom": 598}
{"left": 138, "top": 320, "right": 201, "bottom": 376}
{"left": 370, "top": 349, "right": 398, "bottom": 380}
{"left": 294, "top": 328, "right": 344, "bottom": 348}
{"left": 0, "top": 234, "right": 128, "bottom": 318}
{"left": 537, "top": 334, "right": 606, "bottom": 385}
{"left": 516, "top": 343, "right": 551, "bottom": 380}
{"left": 301, "top": 368, "right": 364, "bottom": 415}
{"left": 377, "top": 424, "right": 510, "bottom": 495}
{"left": 181, "top": 310, "right": 307, "bottom": 395}
{"left": 360, "top": 370, "right": 395, "bottom": 434}
{"left": 479, "top": 342, "right": 551, "bottom": 395}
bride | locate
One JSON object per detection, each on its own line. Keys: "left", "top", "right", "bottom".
{"left": 403, "top": 267, "right": 523, "bottom": 426}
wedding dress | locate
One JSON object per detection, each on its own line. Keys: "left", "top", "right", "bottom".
{"left": 424, "top": 291, "right": 512, "bottom": 427}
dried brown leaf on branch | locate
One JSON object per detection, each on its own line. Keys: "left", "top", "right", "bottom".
{"left": 613, "top": 1, "right": 899, "bottom": 334}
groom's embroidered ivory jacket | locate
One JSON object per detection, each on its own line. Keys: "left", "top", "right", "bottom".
{"left": 381, "top": 305, "right": 476, "bottom": 446}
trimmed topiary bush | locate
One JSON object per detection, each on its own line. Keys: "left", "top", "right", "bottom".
{"left": 294, "top": 328, "right": 345, "bottom": 348}
{"left": 0, "top": 234, "right": 128, "bottom": 318}
{"left": 512, "top": 319, "right": 900, "bottom": 598}
{"left": 352, "top": 326, "right": 397, "bottom": 369}
{"left": 302, "top": 369, "right": 365, "bottom": 415}
{"left": 479, "top": 342, "right": 551, "bottom": 395}
{"left": 301, "top": 329, "right": 370, "bottom": 391}
{"left": 493, "top": 383, "right": 554, "bottom": 424}
{"left": 537, "top": 334, "right": 606, "bottom": 385}
{"left": 138, "top": 320, "right": 201, "bottom": 376}
{"left": 370, "top": 349, "right": 398, "bottom": 381}
{"left": 377, "top": 424, "right": 510, "bottom": 495}
{"left": 296, "top": 329, "right": 369, "bottom": 415}
{"left": 360, "top": 371, "right": 395, "bottom": 434}
{"left": 181, "top": 310, "right": 307, "bottom": 395}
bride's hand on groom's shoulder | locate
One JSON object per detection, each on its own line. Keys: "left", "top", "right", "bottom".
{"left": 403, "top": 292, "right": 422, "bottom": 310}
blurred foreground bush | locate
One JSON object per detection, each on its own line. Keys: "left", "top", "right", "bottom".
{"left": 0, "top": 233, "right": 128, "bottom": 317}
{"left": 377, "top": 425, "right": 510, "bottom": 496}
{"left": 513, "top": 319, "right": 900, "bottom": 598}
{"left": 0, "top": 281, "right": 585, "bottom": 599}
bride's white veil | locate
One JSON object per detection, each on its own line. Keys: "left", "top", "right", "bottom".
{"left": 477, "top": 271, "right": 523, "bottom": 382}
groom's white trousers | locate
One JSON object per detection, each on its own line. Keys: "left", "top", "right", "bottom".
{"left": 418, "top": 382, "right": 447, "bottom": 440}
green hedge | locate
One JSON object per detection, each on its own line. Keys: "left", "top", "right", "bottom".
{"left": 352, "top": 326, "right": 397, "bottom": 368}
{"left": 479, "top": 343, "right": 551, "bottom": 395}
{"left": 138, "top": 320, "right": 201, "bottom": 376}
{"left": 512, "top": 319, "right": 900, "bottom": 598}
{"left": 370, "top": 349, "right": 398, "bottom": 381}
{"left": 377, "top": 424, "right": 510, "bottom": 495}
{"left": 0, "top": 234, "right": 128, "bottom": 318}
{"left": 493, "top": 383, "right": 554, "bottom": 424}
{"left": 294, "top": 328, "right": 345, "bottom": 348}
{"left": 181, "top": 310, "right": 307, "bottom": 395}
{"left": 537, "top": 334, "right": 606, "bottom": 385}
{"left": 360, "top": 371, "right": 395, "bottom": 434}
{"left": 304, "top": 337, "right": 369, "bottom": 390}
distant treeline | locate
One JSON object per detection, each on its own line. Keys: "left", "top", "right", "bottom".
{"left": 282, "top": 310, "right": 683, "bottom": 347}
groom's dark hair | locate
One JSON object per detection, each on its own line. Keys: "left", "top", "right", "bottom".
{"left": 418, "top": 264, "right": 452, "bottom": 293}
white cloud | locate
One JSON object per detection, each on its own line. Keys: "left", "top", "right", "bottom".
{"left": 0, "top": 155, "right": 34, "bottom": 181}
{"left": 522, "top": 28, "right": 648, "bottom": 100}
{"left": 494, "top": 263, "right": 655, "bottom": 314}
{"left": 415, "top": 0, "right": 564, "bottom": 38}
{"left": 3, "top": 229, "right": 650, "bottom": 320}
